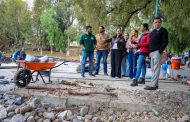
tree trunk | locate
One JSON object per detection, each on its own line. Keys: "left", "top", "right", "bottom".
{"left": 40, "top": 46, "right": 43, "bottom": 56}
{"left": 60, "top": 50, "right": 64, "bottom": 55}
{"left": 50, "top": 45, "right": 53, "bottom": 55}
{"left": 66, "top": 35, "right": 70, "bottom": 56}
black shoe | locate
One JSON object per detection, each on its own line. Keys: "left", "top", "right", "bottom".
{"left": 144, "top": 86, "right": 157, "bottom": 90}
{"left": 131, "top": 79, "right": 138, "bottom": 86}
{"left": 94, "top": 72, "right": 98, "bottom": 75}
{"left": 89, "top": 74, "right": 95, "bottom": 77}
{"left": 156, "top": 86, "right": 159, "bottom": 89}
{"left": 81, "top": 74, "right": 85, "bottom": 78}
{"left": 138, "top": 78, "right": 145, "bottom": 84}
{"left": 104, "top": 73, "right": 108, "bottom": 76}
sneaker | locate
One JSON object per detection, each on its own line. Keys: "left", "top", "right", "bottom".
{"left": 126, "top": 77, "right": 132, "bottom": 80}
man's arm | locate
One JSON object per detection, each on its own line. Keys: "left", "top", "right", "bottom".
{"left": 103, "top": 33, "right": 109, "bottom": 42}
{"left": 105, "top": 38, "right": 112, "bottom": 42}
{"left": 79, "top": 35, "right": 85, "bottom": 49}
{"left": 159, "top": 29, "right": 168, "bottom": 54}
{"left": 106, "top": 33, "right": 111, "bottom": 51}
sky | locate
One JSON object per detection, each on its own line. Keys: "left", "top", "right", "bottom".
{"left": 23, "top": 0, "right": 34, "bottom": 10}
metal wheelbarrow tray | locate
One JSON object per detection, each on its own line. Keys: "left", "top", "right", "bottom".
{"left": 14, "top": 60, "right": 64, "bottom": 88}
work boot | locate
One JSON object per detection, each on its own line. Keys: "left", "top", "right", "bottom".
{"left": 138, "top": 78, "right": 145, "bottom": 84}
{"left": 130, "top": 79, "right": 138, "bottom": 86}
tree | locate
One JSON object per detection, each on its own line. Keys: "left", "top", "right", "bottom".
{"left": 54, "top": 0, "right": 75, "bottom": 33}
{"left": 0, "top": 0, "right": 32, "bottom": 46}
{"left": 72, "top": 0, "right": 153, "bottom": 33}
{"left": 73, "top": 0, "right": 190, "bottom": 53}
{"left": 32, "top": 0, "right": 52, "bottom": 50}
{"left": 33, "top": 0, "right": 74, "bottom": 53}
{"left": 160, "top": 0, "right": 190, "bottom": 54}
{"left": 65, "top": 25, "right": 84, "bottom": 44}
{"left": 40, "top": 8, "right": 65, "bottom": 54}
{"left": 163, "top": 22, "right": 190, "bottom": 55}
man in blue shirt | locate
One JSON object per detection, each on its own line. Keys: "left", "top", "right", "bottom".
{"left": 13, "top": 47, "right": 26, "bottom": 61}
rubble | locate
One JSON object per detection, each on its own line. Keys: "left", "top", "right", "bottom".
{"left": 1, "top": 62, "right": 190, "bottom": 121}
{"left": 0, "top": 93, "right": 103, "bottom": 121}
{"left": 1, "top": 90, "right": 189, "bottom": 121}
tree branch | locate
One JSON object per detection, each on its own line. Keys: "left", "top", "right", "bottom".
{"left": 122, "top": 0, "right": 152, "bottom": 29}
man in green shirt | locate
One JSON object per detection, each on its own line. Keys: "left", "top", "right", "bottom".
{"left": 80, "top": 25, "right": 96, "bottom": 77}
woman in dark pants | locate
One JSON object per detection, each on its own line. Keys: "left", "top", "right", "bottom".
{"left": 107, "top": 28, "right": 125, "bottom": 78}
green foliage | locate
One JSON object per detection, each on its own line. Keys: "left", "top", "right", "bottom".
{"left": 32, "top": 0, "right": 53, "bottom": 48}
{"left": 65, "top": 25, "right": 84, "bottom": 44}
{"left": 161, "top": 0, "right": 190, "bottom": 54}
{"left": 33, "top": 0, "right": 74, "bottom": 50}
{"left": 40, "top": 8, "right": 65, "bottom": 50}
{"left": 0, "top": 0, "right": 190, "bottom": 54}
{"left": 73, "top": 0, "right": 153, "bottom": 33}
{"left": 0, "top": 0, "right": 32, "bottom": 45}
{"left": 73, "top": 0, "right": 190, "bottom": 53}
{"left": 54, "top": 0, "right": 74, "bottom": 33}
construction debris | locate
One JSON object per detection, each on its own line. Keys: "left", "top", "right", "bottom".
{"left": 26, "top": 85, "right": 118, "bottom": 97}
{"left": 59, "top": 80, "right": 94, "bottom": 88}
{"left": 104, "top": 85, "right": 116, "bottom": 92}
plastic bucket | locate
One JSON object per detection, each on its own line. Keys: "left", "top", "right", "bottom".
{"left": 171, "top": 57, "right": 181, "bottom": 69}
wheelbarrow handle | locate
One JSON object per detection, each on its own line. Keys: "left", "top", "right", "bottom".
{"left": 53, "top": 61, "right": 68, "bottom": 69}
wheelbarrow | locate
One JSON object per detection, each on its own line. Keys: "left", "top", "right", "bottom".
{"left": 14, "top": 60, "right": 65, "bottom": 88}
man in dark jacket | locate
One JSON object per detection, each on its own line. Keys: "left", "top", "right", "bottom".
{"left": 144, "top": 17, "right": 168, "bottom": 90}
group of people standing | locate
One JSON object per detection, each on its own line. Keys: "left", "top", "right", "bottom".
{"left": 80, "top": 17, "right": 168, "bottom": 90}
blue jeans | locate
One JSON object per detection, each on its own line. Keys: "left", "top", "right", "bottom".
{"left": 128, "top": 51, "right": 136, "bottom": 79}
{"left": 95, "top": 50, "right": 109, "bottom": 74}
{"left": 134, "top": 52, "right": 139, "bottom": 77}
{"left": 135, "top": 54, "right": 146, "bottom": 80}
{"left": 81, "top": 51, "right": 94, "bottom": 75}
{"left": 121, "top": 53, "right": 129, "bottom": 76}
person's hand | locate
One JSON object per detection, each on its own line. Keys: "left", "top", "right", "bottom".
{"left": 128, "top": 45, "right": 132, "bottom": 48}
{"left": 108, "top": 49, "right": 111, "bottom": 53}
{"left": 95, "top": 48, "right": 98, "bottom": 52}
{"left": 81, "top": 45, "right": 85, "bottom": 49}
{"left": 94, "top": 45, "right": 98, "bottom": 52}
{"left": 132, "top": 44, "right": 137, "bottom": 48}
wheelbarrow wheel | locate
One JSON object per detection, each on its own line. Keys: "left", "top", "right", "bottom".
{"left": 14, "top": 69, "right": 32, "bottom": 88}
